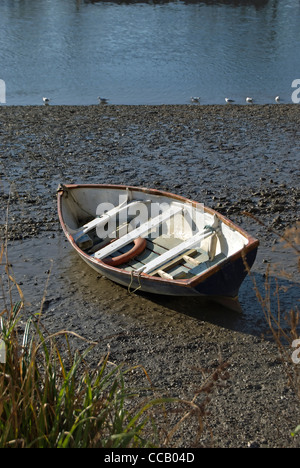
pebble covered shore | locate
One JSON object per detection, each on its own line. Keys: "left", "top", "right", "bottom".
{"left": 0, "top": 104, "right": 299, "bottom": 447}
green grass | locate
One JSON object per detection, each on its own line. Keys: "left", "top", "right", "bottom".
{"left": 0, "top": 302, "right": 155, "bottom": 448}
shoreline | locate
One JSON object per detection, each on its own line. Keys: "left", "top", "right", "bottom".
{"left": 0, "top": 102, "right": 298, "bottom": 106}
{"left": 0, "top": 103, "right": 299, "bottom": 447}
{"left": 0, "top": 104, "right": 298, "bottom": 111}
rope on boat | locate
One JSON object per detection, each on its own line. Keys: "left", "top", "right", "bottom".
{"left": 128, "top": 270, "right": 143, "bottom": 295}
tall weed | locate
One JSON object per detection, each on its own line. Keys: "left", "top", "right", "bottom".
{"left": 243, "top": 217, "right": 300, "bottom": 436}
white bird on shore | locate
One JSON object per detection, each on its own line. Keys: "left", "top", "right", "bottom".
{"left": 43, "top": 97, "right": 50, "bottom": 105}
{"left": 275, "top": 95, "right": 280, "bottom": 103}
{"left": 246, "top": 97, "right": 253, "bottom": 103}
{"left": 98, "top": 96, "right": 108, "bottom": 105}
{"left": 225, "top": 98, "right": 235, "bottom": 104}
{"left": 190, "top": 96, "right": 200, "bottom": 103}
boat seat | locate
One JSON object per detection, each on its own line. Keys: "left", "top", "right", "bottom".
{"left": 73, "top": 198, "right": 151, "bottom": 243}
{"left": 92, "top": 204, "right": 183, "bottom": 260}
{"left": 136, "top": 224, "right": 219, "bottom": 276}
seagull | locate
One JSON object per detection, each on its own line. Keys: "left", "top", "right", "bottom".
{"left": 275, "top": 96, "right": 280, "bottom": 103}
{"left": 43, "top": 97, "right": 50, "bottom": 105}
{"left": 225, "top": 98, "right": 235, "bottom": 104}
{"left": 190, "top": 96, "right": 200, "bottom": 103}
{"left": 98, "top": 96, "right": 108, "bottom": 105}
{"left": 246, "top": 97, "right": 253, "bottom": 103}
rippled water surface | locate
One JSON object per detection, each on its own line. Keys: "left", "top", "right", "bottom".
{"left": 0, "top": 0, "right": 300, "bottom": 105}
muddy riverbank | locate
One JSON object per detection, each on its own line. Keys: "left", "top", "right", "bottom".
{"left": 0, "top": 104, "right": 299, "bottom": 447}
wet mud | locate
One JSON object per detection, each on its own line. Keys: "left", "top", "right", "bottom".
{"left": 0, "top": 104, "right": 299, "bottom": 447}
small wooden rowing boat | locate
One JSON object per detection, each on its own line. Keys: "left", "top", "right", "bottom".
{"left": 57, "top": 184, "right": 259, "bottom": 311}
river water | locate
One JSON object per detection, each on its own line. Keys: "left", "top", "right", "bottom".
{"left": 1, "top": 0, "right": 300, "bottom": 105}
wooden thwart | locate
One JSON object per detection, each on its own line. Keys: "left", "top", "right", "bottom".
{"left": 93, "top": 205, "right": 183, "bottom": 260}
